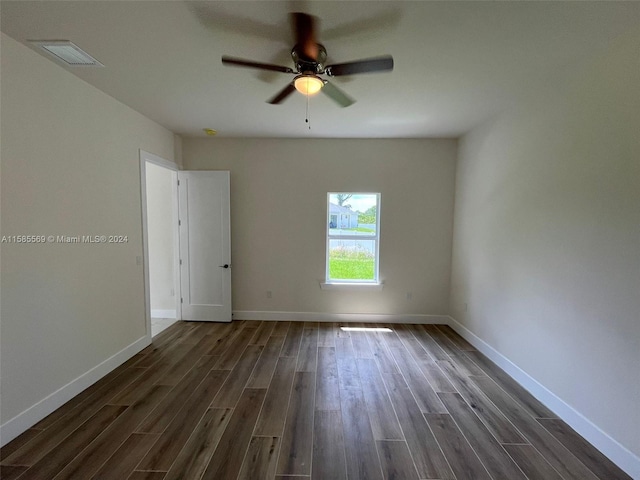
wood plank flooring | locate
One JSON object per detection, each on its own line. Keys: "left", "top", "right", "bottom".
{"left": 1, "top": 321, "right": 631, "bottom": 480}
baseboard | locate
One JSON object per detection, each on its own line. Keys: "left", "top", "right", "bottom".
{"left": 233, "top": 310, "right": 449, "bottom": 324}
{"left": 447, "top": 316, "right": 640, "bottom": 479}
{"left": 151, "top": 309, "right": 176, "bottom": 319}
{"left": 0, "top": 334, "right": 151, "bottom": 447}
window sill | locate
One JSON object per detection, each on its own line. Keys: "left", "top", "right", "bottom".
{"left": 320, "top": 281, "right": 384, "bottom": 291}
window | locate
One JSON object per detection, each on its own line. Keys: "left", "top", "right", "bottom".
{"left": 326, "top": 193, "right": 380, "bottom": 284}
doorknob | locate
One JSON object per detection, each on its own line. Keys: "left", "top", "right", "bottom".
{"left": 219, "top": 264, "right": 230, "bottom": 269}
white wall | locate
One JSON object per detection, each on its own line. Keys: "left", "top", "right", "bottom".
{"left": 0, "top": 34, "right": 176, "bottom": 442}
{"left": 183, "top": 138, "right": 457, "bottom": 320}
{"left": 145, "top": 163, "right": 176, "bottom": 315}
{"left": 449, "top": 26, "right": 640, "bottom": 475}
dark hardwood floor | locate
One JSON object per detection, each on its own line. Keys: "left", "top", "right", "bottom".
{"left": 1, "top": 321, "right": 631, "bottom": 480}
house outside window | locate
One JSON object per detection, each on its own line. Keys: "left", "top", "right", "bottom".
{"left": 326, "top": 193, "right": 380, "bottom": 283}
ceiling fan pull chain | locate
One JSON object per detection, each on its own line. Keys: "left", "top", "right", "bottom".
{"left": 306, "top": 94, "right": 311, "bottom": 130}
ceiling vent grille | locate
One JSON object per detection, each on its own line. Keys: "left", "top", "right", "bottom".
{"left": 30, "top": 41, "right": 104, "bottom": 67}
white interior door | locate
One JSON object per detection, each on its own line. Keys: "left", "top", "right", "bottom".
{"left": 178, "top": 171, "right": 231, "bottom": 322}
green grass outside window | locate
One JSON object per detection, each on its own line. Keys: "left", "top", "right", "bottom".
{"left": 328, "top": 248, "right": 375, "bottom": 280}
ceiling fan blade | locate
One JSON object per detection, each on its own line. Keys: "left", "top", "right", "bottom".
{"left": 321, "top": 81, "right": 355, "bottom": 108}
{"left": 291, "top": 12, "right": 318, "bottom": 61}
{"left": 268, "top": 83, "right": 296, "bottom": 104}
{"left": 222, "top": 56, "right": 294, "bottom": 74}
{"left": 325, "top": 55, "right": 394, "bottom": 76}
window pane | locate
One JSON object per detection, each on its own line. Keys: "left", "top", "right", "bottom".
{"left": 328, "top": 239, "right": 376, "bottom": 281}
{"left": 328, "top": 193, "right": 377, "bottom": 236}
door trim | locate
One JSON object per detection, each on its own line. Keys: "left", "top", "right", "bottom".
{"left": 139, "top": 150, "right": 181, "bottom": 340}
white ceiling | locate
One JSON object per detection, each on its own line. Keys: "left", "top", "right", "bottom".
{"left": 2, "top": 1, "right": 639, "bottom": 138}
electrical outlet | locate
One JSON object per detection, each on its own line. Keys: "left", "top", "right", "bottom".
{"left": 464, "top": 302, "right": 468, "bottom": 312}
{"left": 266, "top": 290, "right": 273, "bottom": 299}
{"left": 406, "top": 292, "right": 412, "bottom": 300}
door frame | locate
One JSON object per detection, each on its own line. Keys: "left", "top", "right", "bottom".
{"left": 139, "top": 150, "right": 181, "bottom": 340}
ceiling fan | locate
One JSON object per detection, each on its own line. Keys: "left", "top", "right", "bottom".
{"left": 221, "top": 12, "right": 394, "bottom": 107}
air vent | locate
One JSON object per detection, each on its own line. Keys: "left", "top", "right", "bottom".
{"left": 30, "top": 41, "right": 104, "bottom": 67}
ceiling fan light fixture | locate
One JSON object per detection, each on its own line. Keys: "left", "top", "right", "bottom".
{"left": 294, "top": 75, "right": 323, "bottom": 96}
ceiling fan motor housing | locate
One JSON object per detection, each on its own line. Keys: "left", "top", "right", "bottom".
{"left": 291, "top": 44, "right": 327, "bottom": 74}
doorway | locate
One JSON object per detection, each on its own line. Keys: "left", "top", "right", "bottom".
{"left": 140, "top": 151, "right": 180, "bottom": 337}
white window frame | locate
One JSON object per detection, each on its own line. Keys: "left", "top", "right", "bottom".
{"left": 324, "top": 192, "right": 381, "bottom": 286}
